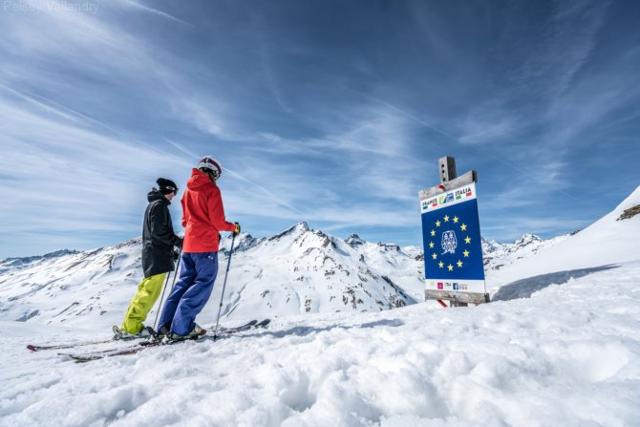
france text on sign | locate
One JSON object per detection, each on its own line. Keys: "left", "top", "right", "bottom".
{"left": 420, "top": 182, "right": 486, "bottom": 294}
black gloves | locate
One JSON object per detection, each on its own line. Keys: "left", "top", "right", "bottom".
{"left": 174, "top": 235, "right": 183, "bottom": 249}
{"left": 233, "top": 222, "right": 241, "bottom": 236}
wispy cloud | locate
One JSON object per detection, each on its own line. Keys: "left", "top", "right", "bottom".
{"left": 118, "top": 0, "right": 191, "bottom": 26}
{"left": 0, "top": 87, "right": 186, "bottom": 241}
{"left": 257, "top": 32, "right": 293, "bottom": 114}
{"left": 1, "top": 0, "right": 638, "bottom": 257}
{"left": 0, "top": 81, "right": 122, "bottom": 136}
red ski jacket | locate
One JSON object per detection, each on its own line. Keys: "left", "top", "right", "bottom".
{"left": 181, "top": 168, "right": 236, "bottom": 253}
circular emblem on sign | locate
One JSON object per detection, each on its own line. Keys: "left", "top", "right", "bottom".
{"left": 441, "top": 230, "right": 457, "bottom": 255}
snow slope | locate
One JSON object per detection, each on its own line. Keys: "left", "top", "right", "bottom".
{"left": 1, "top": 187, "right": 639, "bottom": 426}
{"left": 1, "top": 260, "right": 639, "bottom": 426}
{"left": 487, "top": 185, "right": 640, "bottom": 292}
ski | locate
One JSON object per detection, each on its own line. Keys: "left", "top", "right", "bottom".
{"left": 27, "top": 325, "right": 153, "bottom": 352}
{"left": 229, "top": 318, "right": 270, "bottom": 332}
{"left": 61, "top": 338, "right": 171, "bottom": 362}
{"left": 27, "top": 338, "right": 114, "bottom": 352}
{"left": 217, "top": 319, "right": 258, "bottom": 334}
{"left": 59, "top": 319, "right": 271, "bottom": 362}
{"left": 29, "top": 320, "right": 266, "bottom": 353}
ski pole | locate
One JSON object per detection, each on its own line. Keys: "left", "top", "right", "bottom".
{"left": 213, "top": 234, "right": 236, "bottom": 340}
{"left": 153, "top": 248, "right": 182, "bottom": 331}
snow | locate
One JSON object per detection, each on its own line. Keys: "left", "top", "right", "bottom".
{"left": 486, "top": 185, "right": 640, "bottom": 292}
{"left": 1, "top": 186, "right": 639, "bottom": 426}
{"left": 2, "top": 261, "right": 640, "bottom": 426}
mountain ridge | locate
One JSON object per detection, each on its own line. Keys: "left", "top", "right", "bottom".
{"left": 0, "top": 222, "right": 559, "bottom": 328}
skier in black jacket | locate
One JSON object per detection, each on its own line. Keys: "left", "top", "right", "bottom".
{"left": 116, "top": 178, "right": 183, "bottom": 337}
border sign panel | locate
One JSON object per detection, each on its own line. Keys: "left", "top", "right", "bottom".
{"left": 420, "top": 182, "right": 487, "bottom": 301}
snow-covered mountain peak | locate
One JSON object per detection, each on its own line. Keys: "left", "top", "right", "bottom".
{"left": 263, "top": 223, "right": 341, "bottom": 256}
{"left": 266, "top": 221, "right": 310, "bottom": 242}
{"left": 511, "top": 233, "right": 543, "bottom": 248}
{"left": 481, "top": 234, "right": 547, "bottom": 255}
{"left": 220, "top": 233, "right": 259, "bottom": 254}
{"left": 345, "top": 234, "right": 365, "bottom": 247}
{"left": 375, "top": 241, "right": 402, "bottom": 252}
{"left": 481, "top": 238, "right": 504, "bottom": 254}
{"left": 291, "top": 220, "right": 310, "bottom": 234}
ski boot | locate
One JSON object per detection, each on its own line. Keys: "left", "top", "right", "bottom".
{"left": 112, "top": 325, "right": 155, "bottom": 341}
{"left": 166, "top": 324, "right": 207, "bottom": 343}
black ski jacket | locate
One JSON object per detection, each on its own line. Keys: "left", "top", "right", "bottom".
{"left": 141, "top": 190, "right": 182, "bottom": 278}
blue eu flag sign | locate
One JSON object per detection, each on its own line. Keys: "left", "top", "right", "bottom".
{"left": 420, "top": 182, "right": 485, "bottom": 293}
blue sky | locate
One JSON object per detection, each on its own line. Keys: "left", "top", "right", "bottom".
{"left": 0, "top": 0, "right": 639, "bottom": 258}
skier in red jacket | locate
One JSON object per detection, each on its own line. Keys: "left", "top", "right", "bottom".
{"left": 157, "top": 156, "right": 240, "bottom": 339}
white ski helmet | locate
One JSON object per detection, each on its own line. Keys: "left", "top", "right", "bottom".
{"left": 197, "top": 155, "right": 223, "bottom": 178}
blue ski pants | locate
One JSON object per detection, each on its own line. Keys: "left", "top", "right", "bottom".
{"left": 158, "top": 252, "right": 219, "bottom": 336}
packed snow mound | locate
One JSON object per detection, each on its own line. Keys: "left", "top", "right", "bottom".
{"left": 488, "top": 185, "right": 640, "bottom": 291}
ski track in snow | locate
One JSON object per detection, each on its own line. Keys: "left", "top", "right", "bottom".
{"left": 1, "top": 261, "right": 640, "bottom": 427}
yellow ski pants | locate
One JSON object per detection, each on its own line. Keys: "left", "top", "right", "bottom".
{"left": 121, "top": 273, "right": 167, "bottom": 334}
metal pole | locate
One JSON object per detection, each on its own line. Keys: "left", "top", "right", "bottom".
{"left": 153, "top": 248, "right": 182, "bottom": 331}
{"left": 213, "top": 234, "right": 236, "bottom": 340}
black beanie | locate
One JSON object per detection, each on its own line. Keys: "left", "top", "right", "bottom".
{"left": 157, "top": 178, "right": 178, "bottom": 195}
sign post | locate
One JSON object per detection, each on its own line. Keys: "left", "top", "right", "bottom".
{"left": 419, "top": 156, "right": 490, "bottom": 306}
